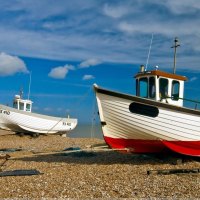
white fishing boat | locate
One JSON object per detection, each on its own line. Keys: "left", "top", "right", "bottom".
{"left": 94, "top": 38, "right": 200, "bottom": 157}
{"left": 0, "top": 93, "right": 77, "bottom": 136}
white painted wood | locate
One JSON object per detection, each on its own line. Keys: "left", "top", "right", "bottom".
{"left": 0, "top": 104, "right": 77, "bottom": 134}
{"left": 95, "top": 89, "right": 200, "bottom": 142}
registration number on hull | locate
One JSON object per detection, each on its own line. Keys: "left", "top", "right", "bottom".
{"left": 0, "top": 109, "right": 10, "bottom": 115}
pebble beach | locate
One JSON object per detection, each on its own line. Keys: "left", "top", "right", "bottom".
{"left": 0, "top": 130, "right": 199, "bottom": 199}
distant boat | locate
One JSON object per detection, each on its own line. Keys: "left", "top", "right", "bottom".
{"left": 94, "top": 38, "right": 200, "bottom": 157}
{"left": 0, "top": 93, "right": 77, "bottom": 136}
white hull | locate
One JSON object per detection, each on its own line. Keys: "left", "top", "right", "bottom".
{"left": 97, "top": 93, "right": 200, "bottom": 141}
{"left": 0, "top": 104, "right": 77, "bottom": 135}
{"left": 94, "top": 85, "right": 200, "bottom": 156}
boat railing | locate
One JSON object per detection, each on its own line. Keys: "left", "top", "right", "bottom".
{"left": 164, "top": 96, "right": 200, "bottom": 109}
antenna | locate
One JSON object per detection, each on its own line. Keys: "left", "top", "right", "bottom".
{"left": 20, "top": 87, "right": 23, "bottom": 98}
{"left": 28, "top": 71, "right": 32, "bottom": 100}
{"left": 145, "top": 33, "right": 154, "bottom": 71}
{"left": 171, "top": 37, "right": 180, "bottom": 74}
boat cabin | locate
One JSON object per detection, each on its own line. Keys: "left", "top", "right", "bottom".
{"left": 13, "top": 95, "right": 33, "bottom": 112}
{"left": 135, "top": 65, "right": 188, "bottom": 106}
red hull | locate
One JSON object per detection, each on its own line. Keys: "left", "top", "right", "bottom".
{"left": 104, "top": 136, "right": 200, "bottom": 156}
{"left": 162, "top": 141, "right": 200, "bottom": 157}
{"left": 104, "top": 136, "right": 167, "bottom": 153}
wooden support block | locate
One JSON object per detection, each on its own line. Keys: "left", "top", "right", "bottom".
{"left": 147, "top": 168, "right": 200, "bottom": 175}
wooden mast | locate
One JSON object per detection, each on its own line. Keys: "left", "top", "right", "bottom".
{"left": 171, "top": 37, "right": 180, "bottom": 74}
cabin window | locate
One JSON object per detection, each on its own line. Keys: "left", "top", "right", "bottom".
{"left": 159, "top": 78, "right": 168, "bottom": 98}
{"left": 26, "top": 104, "right": 31, "bottom": 111}
{"left": 139, "top": 77, "right": 148, "bottom": 98}
{"left": 19, "top": 102, "right": 24, "bottom": 110}
{"left": 13, "top": 101, "right": 18, "bottom": 109}
{"left": 136, "top": 79, "right": 139, "bottom": 96}
{"left": 149, "top": 77, "right": 155, "bottom": 98}
{"left": 172, "top": 80, "right": 180, "bottom": 100}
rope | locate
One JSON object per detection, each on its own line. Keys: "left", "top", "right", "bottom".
{"left": 47, "top": 87, "right": 93, "bottom": 134}
{"left": 73, "top": 86, "right": 93, "bottom": 115}
{"left": 90, "top": 93, "right": 97, "bottom": 138}
{"left": 46, "top": 117, "right": 65, "bottom": 134}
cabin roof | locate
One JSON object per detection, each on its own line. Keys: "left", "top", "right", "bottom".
{"left": 14, "top": 98, "right": 33, "bottom": 104}
{"left": 135, "top": 70, "right": 187, "bottom": 81}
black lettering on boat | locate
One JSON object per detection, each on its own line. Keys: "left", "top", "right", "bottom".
{"left": 129, "top": 102, "right": 159, "bottom": 117}
{"left": 0, "top": 109, "right": 10, "bottom": 115}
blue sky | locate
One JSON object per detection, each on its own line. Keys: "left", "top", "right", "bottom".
{"left": 0, "top": 0, "right": 200, "bottom": 123}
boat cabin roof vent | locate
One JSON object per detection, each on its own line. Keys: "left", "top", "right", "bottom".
{"left": 15, "top": 95, "right": 20, "bottom": 99}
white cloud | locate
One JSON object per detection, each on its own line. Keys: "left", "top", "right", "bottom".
{"left": 0, "top": 52, "right": 29, "bottom": 76}
{"left": 48, "top": 64, "right": 75, "bottom": 79}
{"left": 103, "top": 4, "right": 128, "bottom": 18}
{"left": 44, "top": 107, "right": 52, "bottom": 112}
{"left": 118, "top": 22, "right": 137, "bottom": 34}
{"left": 190, "top": 77, "right": 198, "bottom": 82}
{"left": 1, "top": 1, "right": 200, "bottom": 70}
{"left": 157, "top": 0, "right": 200, "bottom": 14}
{"left": 82, "top": 75, "right": 95, "bottom": 80}
{"left": 79, "top": 58, "right": 102, "bottom": 68}
{"left": 56, "top": 107, "right": 70, "bottom": 113}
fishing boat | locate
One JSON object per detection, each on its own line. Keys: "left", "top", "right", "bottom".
{"left": 94, "top": 38, "right": 200, "bottom": 157}
{"left": 0, "top": 92, "right": 77, "bottom": 136}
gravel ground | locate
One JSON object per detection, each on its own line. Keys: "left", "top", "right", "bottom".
{"left": 0, "top": 130, "right": 199, "bottom": 199}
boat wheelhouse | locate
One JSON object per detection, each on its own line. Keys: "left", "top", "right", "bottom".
{"left": 135, "top": 66, "right": 187, "bottom": 106}
{"left": 13, "top": 95, "right": 33, "bottom": 112}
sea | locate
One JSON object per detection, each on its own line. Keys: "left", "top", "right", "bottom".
{"left": 68, "top": 123, "right": 103, "bottom": 139}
